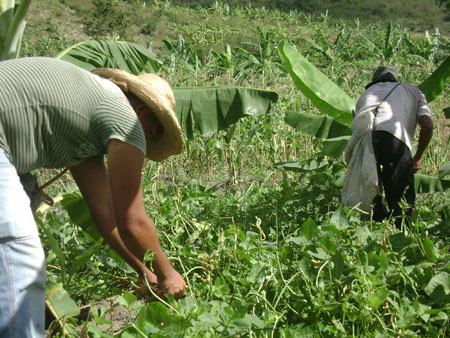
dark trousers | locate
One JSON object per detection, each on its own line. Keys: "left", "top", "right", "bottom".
{"left": 372, "top": 131, "right": 415, "bottom": 226}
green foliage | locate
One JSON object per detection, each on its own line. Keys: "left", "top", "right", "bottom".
{"left": 83, "top": 0, "right": 132, "bottom": 39}
{"left": 278, "top": 42, "right": 354, "bottom": 126}
{"left": 18, "top": 1, "right": 450, "bottom": 336}
{"left": 56, "top": 40, "right": 161, "bottom": 73}
{"left": 418, "top": 54, "right": 450, "bottom": 102}
{"left": 174, "top": 86, "right": 278, "bottom": 139}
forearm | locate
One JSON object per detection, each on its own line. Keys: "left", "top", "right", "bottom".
{"left": 414, "top": 116, "right": 433, "bottom": 160}
{"left": 117, "top": 217, "right": 174, "bottom": 280}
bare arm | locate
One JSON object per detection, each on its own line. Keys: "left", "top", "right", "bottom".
{"left": 70, "top": 141, "right": 185, "bottom": 298}
{"left": 413, "top": 114, "right": 433, "bottom": 172}
{"left": 70, "top": 159, "right": 158, "bottom": 287}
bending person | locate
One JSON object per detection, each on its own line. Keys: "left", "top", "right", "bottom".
{"left": 0, "top": 57, "right": 186, "bottom": 338}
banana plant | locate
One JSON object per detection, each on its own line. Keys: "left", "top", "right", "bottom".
{"left": 278, "top": 41, "right": 450, "bottom": 193}
{"left": 56, "top": 40, "right": 279, "bottom": 140}
{"left": 0, "top": 0, "right": 32, "bottom": 60}
{"left": 55, "top": 39, "right": 161, "bottom": 74}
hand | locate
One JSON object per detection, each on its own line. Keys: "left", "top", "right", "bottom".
{"left": 413, "top": 155, "right": 421, "bottom": 173}
{"left": 158, "top": 269, "right": 186, "bottom": 300}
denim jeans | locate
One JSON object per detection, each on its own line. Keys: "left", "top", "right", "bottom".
{"left": 0, "top": 149, "right": 46, "bottom": 338}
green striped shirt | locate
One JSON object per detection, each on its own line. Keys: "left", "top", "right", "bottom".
{"left": 0, "top": 57, "right": 146, "bottom": 174}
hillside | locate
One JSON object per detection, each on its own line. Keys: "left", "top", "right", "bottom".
{"left": 169, "top": 0, "right": 450, "bottom": 35}
{"left": 23, "top": 0, "right": 450, "bottom": 64}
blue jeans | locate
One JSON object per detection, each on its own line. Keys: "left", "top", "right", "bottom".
{"left": 0, "top": 149, "right": 46, "bottom": 337}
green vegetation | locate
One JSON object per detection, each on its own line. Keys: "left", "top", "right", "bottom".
{"left": 13, "top": 0, "right": 450, "bottom": 336}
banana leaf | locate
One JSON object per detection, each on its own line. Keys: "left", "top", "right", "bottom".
{"left": 275, "top": 159, "right": 332, "bottom": 172}
{"left": 418, "top": 55, "right": 450, "bottom": 103}
{"left": 59, "top": 193, "right": 101, "bottom": 241}
{"left": 439, "top": 162, "right": 450, "bottom": 179}
{"left": 285, "top": 110, "right": 351, "bottom": 158}
{"left": 322, "top": 136, "right": 350, "bottom": 158}
{"left": 57, "top": 40, "right": 278, "bottom": 139}
{"left": 415, "top": 174, "right": 450, "bottom": 193}
{"left": 55, "top": 40, "right": 161, "bottom": 74}
{"left": 46, "top": 281, "right": 80, "bottom": 330}
{"left": 278, "top": 41, "right": 354, "bottom": 126}
{"left": 0, "top": 0, "right": 32, "bottom": 60}
{"left": 285, "top": 110, "right": 351, "bottom": 139}
{"left": 173, "top": 86, "right": 278, "bottom": 139}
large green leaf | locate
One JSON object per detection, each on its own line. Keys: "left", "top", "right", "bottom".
{"left": 59, "top": 193, "right": 101, "bottom": 241}
{"left": 46, "top": 281, "right": 80, "bottom": 320}
{"left": 418, "top": 54, "right": 450, "bottom": 103}
{"left": 285, "top": 110, "right": 351, "bottom": 139}
{"left": 278, "top": 41, "right": 354, "bottom": 126}
{"left": 439, "top": 162, "right": 450, "bottom": 179}
{"left": 414, "top": 174, "right": 450, "bottom": 193}
{"left": 173, "top": 86, "right": 278, "bottom": 139}
{"left": 55, "top": 40, "right": 161, "bottom": 74}
{"left": 284, "top": 110, "right": 351, "bottom": 158}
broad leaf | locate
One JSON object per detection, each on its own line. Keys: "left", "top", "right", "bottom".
{"left": 418, "top": 54, "right": 450, "bottom": 103}
{"left": 285, "top": 110, "right": 351, "bottom": 139}
{"left": 275, "top": 159, "right": 331, "bottom": 172}
{"left": 46, "top": 281, "right": 80, "bottom": 320}
{"left": 59, "top": 193, "right": 101, "bottom": 241}
{"left": 322, "top": 136, "right": 350, "bottom": 158}
{"left": 284, "top": 110, "right": 351, "bottom": 157}
{"left": 56, "top": 40, "right": 161, "bottom": 74}
{"left": 414, "top": 174, "right": 450, "bottom": 193}
{"left": 425, "top": 272, "right": 450, "bottom": 301}
{"left": 278, "top": 41, "right": 354, "bottom": 126}
{"left": 173, "top": 86, "right": 278, "bottom": 139}
{"left": 439, "top": 162, "right": 450, "bottom": 179}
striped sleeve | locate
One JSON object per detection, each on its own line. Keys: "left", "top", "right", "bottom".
{"left": 92, "top": 96, "right": 147, "bottom": 156}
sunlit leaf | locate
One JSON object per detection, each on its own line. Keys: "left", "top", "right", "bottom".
{"left": 418, "top": 54, "right": 450, "bottom": 103}
{"left": 278, "top": 41, "right": 354, "bottom": 126}
{"left": 0, "top": 0, "right": 32, "bottom": 60}
{"left": 56, "top": 40, "right": 161, "bottom": 74}
{"left": 423, "top": 237, "right": 438, "bottom": 263}
{"left": 173, "top": 86, "right": 278, "bottom": 139}
{"left": 46, "top": 281, "right": 80, "bottom": 320}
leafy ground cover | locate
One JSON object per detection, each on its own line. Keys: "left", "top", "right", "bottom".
{"left": 19, "top": 0, "right": 450, "bottom": 336}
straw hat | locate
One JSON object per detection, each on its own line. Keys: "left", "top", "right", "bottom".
{"left": 91, "top": 68, "right": 184, "bottom": 162}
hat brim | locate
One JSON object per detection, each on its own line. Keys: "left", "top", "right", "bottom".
{"left": 92, "top": 68, "right": 184, "bottom": 162}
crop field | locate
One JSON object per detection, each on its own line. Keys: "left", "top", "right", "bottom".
{"left": 9, "top": 0, "right": 450, "bottom": 337}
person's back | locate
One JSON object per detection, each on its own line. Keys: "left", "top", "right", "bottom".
{"left": 355, "top": 81, "right": 430, "bottom": 150}
{"left": 0, "top": 57, "right": 145, "bottom": 173}
{"left": 343, "top": 66, "right": 433, "bottom": 226}
{"left": 0, "top": 57, "right": 186, "bottom": 338}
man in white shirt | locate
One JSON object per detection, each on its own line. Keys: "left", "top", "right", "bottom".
{"left": 354, "top": 67, "right": 433, "bottom": 226}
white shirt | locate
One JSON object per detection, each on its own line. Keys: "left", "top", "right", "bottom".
{"left": 354, "top": 82, "right": 431, "bottom": 150}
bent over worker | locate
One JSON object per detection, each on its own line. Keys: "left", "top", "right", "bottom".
{"left": 0, "top": 57, "right": 186, "bottom": 338}
{"left": 342, "top": 67, "right": 433, "bottom": 226}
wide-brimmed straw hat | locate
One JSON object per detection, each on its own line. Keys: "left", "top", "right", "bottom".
{"left": 92, "top": 68, "right": 184, "bottom": 162}
{"left": 365, "top": 66, "right": 399, "bottom": 89}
